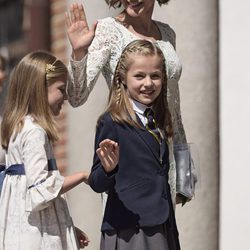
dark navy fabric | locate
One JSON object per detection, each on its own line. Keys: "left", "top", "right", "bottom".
{"left": 48, "top": 159, "right": 58, "bottom": 171}
{"left": 89, "top": 113, "right": 175, "bottom": 231}
{"left": 144, "top": 108, "right": 161, "bottom": 143}
{"left": 89, "top": 112, "right": 180, "bottom": 249}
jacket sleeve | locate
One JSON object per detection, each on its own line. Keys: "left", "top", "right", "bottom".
{"left": 89, "top": 114, "right": 119, "bottom": 193}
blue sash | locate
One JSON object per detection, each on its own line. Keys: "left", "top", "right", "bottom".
{"left": 0, "top": 159, "right": 58, "bottom": 196}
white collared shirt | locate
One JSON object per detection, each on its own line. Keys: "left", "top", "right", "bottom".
{"left": 130, "top": 99, "right": 151, "bottom": 126}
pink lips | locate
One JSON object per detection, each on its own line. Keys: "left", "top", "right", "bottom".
{"left": 141, "top": 90, "right": 154, "bottom": 96}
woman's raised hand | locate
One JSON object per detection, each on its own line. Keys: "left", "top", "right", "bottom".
{"left": 65, "top": 3, "right": 97, "bottom": 60}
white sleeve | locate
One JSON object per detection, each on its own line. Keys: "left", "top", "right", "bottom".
{"left": 67, "top": 19, "right": 115, "bottom": 107}
{"left": 171, "top": 81, "right": 187, "bottom": 145}
{"left": 22, "top": 127, "right": 64, "bottom": 212}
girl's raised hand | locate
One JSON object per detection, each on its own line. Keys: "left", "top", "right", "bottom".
{"left": 96, "top": 139, "right": 119, "bottom": 173}
{"left": 65, "top": 2, "right": 97, "bottom": 60}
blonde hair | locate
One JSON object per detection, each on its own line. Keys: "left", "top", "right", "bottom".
{"left": 103, "top": 39, "right": 173, "bottom": 137}
{"left": 1, "top": 51, "right": 67, "bottom": 150}
{"left": 105, "top": 0, "right": 170, "bottom": 8}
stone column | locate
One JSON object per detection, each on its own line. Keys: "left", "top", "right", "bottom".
{"left": 154, "top": 1, "right": 219, "bottom": 250}
{"left": 219, "top": 1, "right": 250, "bottom": 249}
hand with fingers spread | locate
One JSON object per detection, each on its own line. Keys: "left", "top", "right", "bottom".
{"left": 65, "top": 2, "right": 97, "bottom": 60}
{"left": 96, "top": 139, "right": 119, "bottom": 173}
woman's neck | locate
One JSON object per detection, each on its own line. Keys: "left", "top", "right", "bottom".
{"left": 116, "top": 11, "right": 161, "bottom": 41}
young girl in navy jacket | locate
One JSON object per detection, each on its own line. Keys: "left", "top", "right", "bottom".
{"left": 89, "top": 40, "right": 181, "bottom": 250}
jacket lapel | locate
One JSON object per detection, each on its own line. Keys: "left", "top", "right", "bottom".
{"left": 134, "top": 114, "right": 161, "bottom": 163}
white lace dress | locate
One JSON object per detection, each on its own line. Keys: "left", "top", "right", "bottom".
{"left": 0, "top": 116, "right": 78, "bottom": 250}
{"left": 67, "top": 17, "right": 187, "bottom": 204}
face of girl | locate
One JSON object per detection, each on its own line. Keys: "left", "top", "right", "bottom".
{"left": 47, "top": 74, "right": 67, "bottom": 116}
{"left": 120, "top": 0, "right": 155, "bottom": 17}
{"left": 124, "top": 54, "right": 163, "bottom": 106}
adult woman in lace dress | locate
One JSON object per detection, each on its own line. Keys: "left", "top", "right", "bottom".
{"left": 65, "top": 0, "right": 188, "bottom": 205}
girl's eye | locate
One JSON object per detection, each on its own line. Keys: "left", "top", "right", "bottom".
{"left": 134, "top": 74, "right": 144, "bottom": 80}
{"left": 151, "top": 74, "right": 161, "bottom": 80}
{"left": 59, "top": 88, "right": 66, "bottom": 95}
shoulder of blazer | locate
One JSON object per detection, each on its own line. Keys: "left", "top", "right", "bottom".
{"left": 97, "top": 112, "right": 114, "bottom": 128}
{"left": 96, "top": 112, "right": 119, "bottom": 142}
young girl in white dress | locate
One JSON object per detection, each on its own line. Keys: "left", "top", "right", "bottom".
{"left": 0, "top": 51, "right": 90, "bottom": 250}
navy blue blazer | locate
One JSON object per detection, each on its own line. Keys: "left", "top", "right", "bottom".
{"left": 89, "top": 112, "right": 177, "bottom": 232}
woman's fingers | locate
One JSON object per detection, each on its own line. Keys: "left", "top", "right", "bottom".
{"left": 65, "top": 11, "right": 73, "bottom": 28}
{"left": 78, "top": 3, "right": 88, "bottom": 24}
{"left": 69, "top": 3, "right": 89, "bottom": 29}
{"left": 70, "top": 3, "right": 76, "bottom": 23}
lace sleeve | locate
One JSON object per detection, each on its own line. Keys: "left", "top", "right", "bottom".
{"left": 21, "top": 127, "right": 64, "bottom": 212}
{"left": 67, "top": 19, "right": 113, "bottom": 107}
{"left": 165, "top": 24, "right": 176, "bottom": 49}
{"left": 157, "top": 21, "right": 176, "bottom": 49}
{"left": 169, "top": 79, "right": 187, "bottom": 145}
{"left": 160, "top": 22, "right": 187, "bottom": 144}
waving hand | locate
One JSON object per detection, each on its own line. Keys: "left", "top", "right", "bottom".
{"left": 65, "top": 3, "right": 97, "bottom": 60}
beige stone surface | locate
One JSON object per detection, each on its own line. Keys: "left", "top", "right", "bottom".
{"left": 154, "top": 1, "right": 219, "bottom": 250}
{"left": 66, "top": 3, "right": 112, "bottom": 250}
{"left": 219, "top": 1, "right": 250, "bottom": 250}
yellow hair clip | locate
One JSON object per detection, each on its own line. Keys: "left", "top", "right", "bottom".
{"left": 45, "top": 61, "right": 57, "bottom": 74}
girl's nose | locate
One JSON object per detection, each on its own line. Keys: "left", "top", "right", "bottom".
{"left": 144, "top": 76, "right": 153, "bottom": 87}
